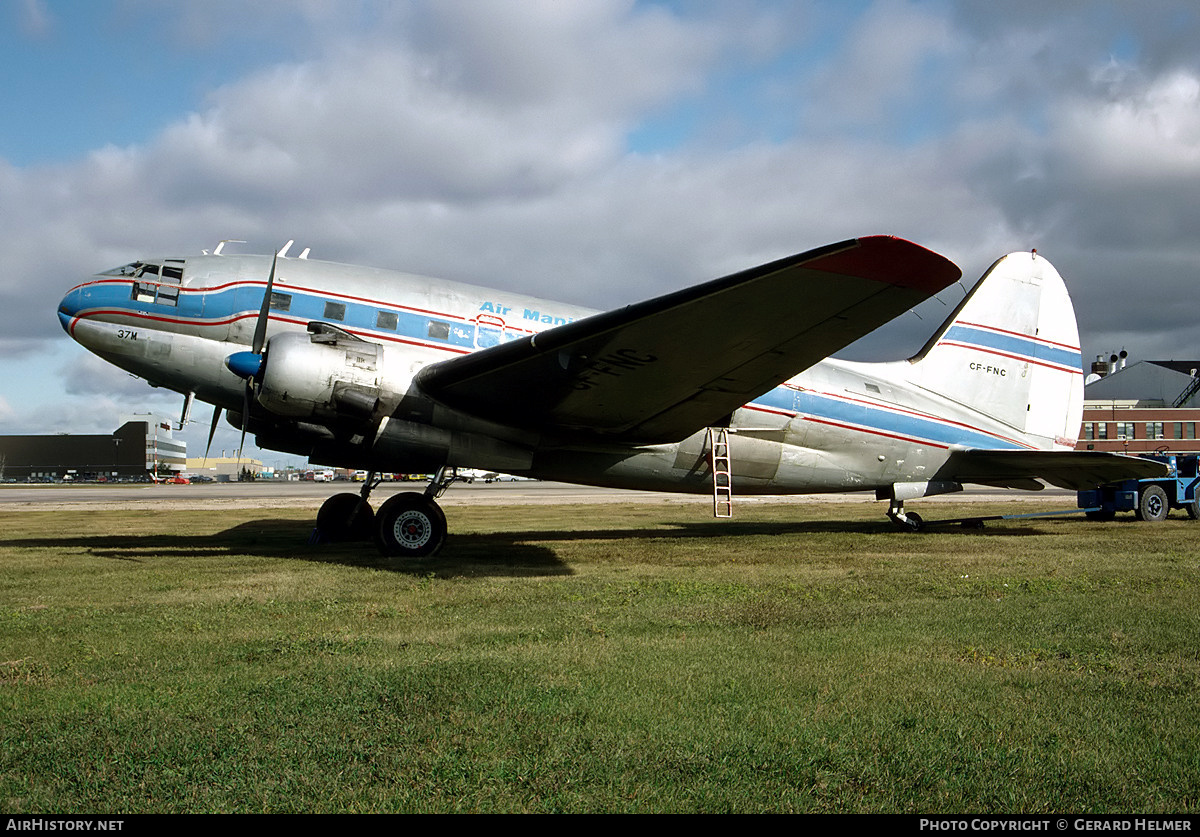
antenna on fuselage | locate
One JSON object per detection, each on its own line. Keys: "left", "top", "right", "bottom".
{"left": 211, "top": 239, "right": 246, "bottom": 256}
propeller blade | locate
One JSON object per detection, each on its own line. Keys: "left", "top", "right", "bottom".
{"left": 237, "top": 383, "right": 251, "bottom": 464}
{"left": 250, "top": 240, "right": 293, "bottom": 356}
{"left": 251, "top": 256, "right": 276, "bottom": 356}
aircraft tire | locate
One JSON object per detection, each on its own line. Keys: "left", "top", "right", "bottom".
{"left": 375, "top": 492, "right": 447, "bottom": 557}
{"left": 316, "top": 492, "right": 375, "bottom": 542}
{"left": 1136, "top": 485, "right": 1169, "bottom": 522}
{"left": 904, "top": 511, "right": 924, "bottom": 532}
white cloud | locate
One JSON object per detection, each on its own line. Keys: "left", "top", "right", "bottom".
{"left": 1061, "top": 68, "right": 1200, "bottom": 180}
{"left": 17, "top": 0, "right": 51, "bottom": 37}
{"left": 804, "top": 0, "right": 957, "bottom": 134}
{"left": 6, "top": 1, "right": 1200, "bottom": 447}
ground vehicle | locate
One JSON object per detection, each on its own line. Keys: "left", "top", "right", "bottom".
{"left": 1077, "top": 454, "right": 1200, "bottom": 521}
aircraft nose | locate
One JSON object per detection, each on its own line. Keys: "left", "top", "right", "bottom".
{"left": 57, "top": 286, "right": 85, "bottom": 334}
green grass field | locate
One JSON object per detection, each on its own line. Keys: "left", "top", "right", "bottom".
{"left": 2, "top": 499, "right": 1199, "bottom": 813}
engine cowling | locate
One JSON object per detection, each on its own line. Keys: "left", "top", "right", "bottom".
{"left": 256, "top": 329, "right": 402, "bottom": 420}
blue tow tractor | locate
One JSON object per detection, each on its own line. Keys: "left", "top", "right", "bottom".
{"left": 1076, "top": 453, "right": 1200, "bottom": 522}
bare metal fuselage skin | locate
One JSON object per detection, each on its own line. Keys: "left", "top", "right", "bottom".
{"left": 57, "top": 251, "right": 1080, "bottom": 497}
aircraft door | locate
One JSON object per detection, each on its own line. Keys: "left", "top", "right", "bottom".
{"left": 474, "top": 313, "right": 518, "bottom": 349}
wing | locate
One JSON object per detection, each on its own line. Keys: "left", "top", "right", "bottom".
{"left": 934, "top": 450, "right": 1170, "bottom": 491}
{"left": 416, "top": 236, "right": 961, "bottom": 442}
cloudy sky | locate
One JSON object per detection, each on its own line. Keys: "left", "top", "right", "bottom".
{"left": 3, "top": 0, "right": 1200, "bottom": 465}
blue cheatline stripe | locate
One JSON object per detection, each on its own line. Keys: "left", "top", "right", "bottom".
{"left": 74, "top": 279, "right": 483, "bottom": 351}
{"left": 942, "top": 325, "right": 1081, "bottom": 370}
{"left": 749, "top": 386, "right": 1027, "bottom": 451}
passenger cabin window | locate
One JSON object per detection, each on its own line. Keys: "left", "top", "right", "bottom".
{"left": 324, "top": 301, "right": 346, "bottom": 321}
{"left": 269, "top": 292, "right": 292, "bottom": 312}
{"left": 428, "top": 320, "right": 450, "bottom": 340}
{"left": 376, "top": 311, "right": 398, "bottom": 330}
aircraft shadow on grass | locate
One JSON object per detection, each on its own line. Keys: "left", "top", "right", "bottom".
{"left": 1, "top": 515, "right": 1052, "bottom": 579}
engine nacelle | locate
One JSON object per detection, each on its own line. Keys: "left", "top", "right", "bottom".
{"left": 254, "top": 415, "right": 533, "bottom": 475}
{"left": 371, "top": 416, "right": 533, "bottom": 473}
{"left": 256, "top": 330, "right": 404, "bottom": 420}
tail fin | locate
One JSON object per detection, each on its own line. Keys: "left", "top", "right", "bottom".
{"left": 908, "top": 251, "right": 1083, "bottom": 449}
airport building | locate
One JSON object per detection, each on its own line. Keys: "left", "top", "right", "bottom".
{"left": 184, "top": 456, "right": 266, "bottom": 481}
{"left": 0, "top": 414, "right": 186, "bottom": 481}
{"left": 1076, "top": 355, "right": 1200, "bottom": 454}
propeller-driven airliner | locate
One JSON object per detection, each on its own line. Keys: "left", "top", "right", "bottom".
{"left": 57, "top": 236, "right": 1163, "bottom": 556}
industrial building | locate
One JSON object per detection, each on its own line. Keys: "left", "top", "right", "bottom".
{"left": 0, "top": 415, "right": 186, "bottom": 481}
{"left": 1077, "top": 354, "right": 1200, "bottom": 454}
{"left": 184, "top": 456, "right": 266, "bottom": 481}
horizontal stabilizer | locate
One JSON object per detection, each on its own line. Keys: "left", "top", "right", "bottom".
{"left": 935, "top": 450, "right": 1169, "bottom": 491}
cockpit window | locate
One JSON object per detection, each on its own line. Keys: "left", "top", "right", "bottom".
{"left": 103, "top": 261, "right": 154, "bottom": 278}
{"left": 107, "top": 259, "right": 186, "bottom": 307}
{"left": 102, "top": 260, "right": 185, "bottom": 283}
{"left": 162, "top": 260, "right": 184, "bottom": 281}
{"left": 129, "top": 280, "right": 179, "bottom": 307}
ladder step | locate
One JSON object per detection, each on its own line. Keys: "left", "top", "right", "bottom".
{"left": 707, "top": 427, "right": 733, "bottom": 518}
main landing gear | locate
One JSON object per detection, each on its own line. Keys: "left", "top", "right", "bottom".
{"left": 313, "top": 468, "right": 456, "bottom": 557}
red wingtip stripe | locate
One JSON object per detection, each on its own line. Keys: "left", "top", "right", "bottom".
{"left": 807, "top": 236, "right": 962, "bottom": 294}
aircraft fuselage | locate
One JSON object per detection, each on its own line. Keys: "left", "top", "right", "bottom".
{"left": 58, "top": 249, "right": 1074, "bottom": 501}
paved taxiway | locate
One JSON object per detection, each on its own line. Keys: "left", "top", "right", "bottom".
{"left": 0, "top": 480, "right": 1069, "bottom": 512}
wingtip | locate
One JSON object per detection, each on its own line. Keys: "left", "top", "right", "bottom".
{"left": 808, "top": 236, "right": 962, "bottom": 294}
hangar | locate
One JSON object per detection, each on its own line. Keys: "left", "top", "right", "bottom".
{"left": 1077, "top": 355, "right": 1200, "bottom": 455}
{"left": 0, "top": 415, "right": 186, "bottom": 481}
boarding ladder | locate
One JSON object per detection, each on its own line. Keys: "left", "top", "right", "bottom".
{"left": 707, "top": 427, "right": 733, "bottom": 518}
